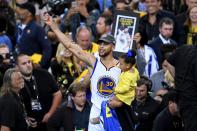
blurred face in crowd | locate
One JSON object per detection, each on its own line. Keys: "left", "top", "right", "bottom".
{"left": 72, "top": 91, "right": 86, "bottom": 108}
{"left": 16, "top": 55, "right": 33, "bottom": 77}
{"left": 159, "top": 23, "right": 174, "bottom": 39}
{"left": 11, "top": 71, "right": 24, "bottom": 91}
{"left": 189, "top": 6, "right": 197, "bottom": 24}
{"left": 76, "top": 29, "right": 92, "bottom": 50}
{"left": 98, "top": 42, "right": 114, "bottom": 57}
{"left": 16, "top": 0, "right": 27, "bottom": 4}
{"left": 169, "top": 101, "right": 179, "bottom": 116}
{"left": 186, "top": 0, "right": 197, "bottom": 8}
{"left": 135, "top": 84, "right": 148, "bottom": 102}
{"left": 96, "top": 17, "right": 108, "bottom": 35}
{"left": 0, "top": 46, "right": 10, "bottom": 64}
{"left": 15, "top": 7, "right": 30, "bottom": 22}
{"left": 162, "top": 60, "right": 168, "bottom": 72}
{"left": 145, "top": 0, "right": 160, "bottom": 15}
{"left": 116, "top": 2, "right": 127, "bottom": 10}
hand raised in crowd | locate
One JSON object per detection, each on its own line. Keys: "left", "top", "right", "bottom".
{"left": 43, "top": 13, "right": 58, "bottom": 30}
{"left": 66, "top": 7, "right": 78, "bottom": 19}
{"left": 77, "top": 5, "right": 89, "bottom": 18}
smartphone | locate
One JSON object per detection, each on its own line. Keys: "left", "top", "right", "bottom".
{"left": 71, "top": 1, "right": 77, "bottom": 8}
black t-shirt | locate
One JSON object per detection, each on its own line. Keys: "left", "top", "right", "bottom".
{"left": 73, "top": 102, "right": 91, "bottom": 130}
{"left": 152, "top": 108, "right": 183, "bottom": 131}
{"left": 20, "top": 68, "right": 59, "bottom": 123}
{"left": 48, "top": 101, "right": 91, "bottom": 131}
{"left": 130, "top": 96, "right": 160, "bottom": 131}
{"left": 0, "top": 91, "right": 27, "bottom": 131}
{"left": 167, "top": 45, "right": 197, "bottom": 106}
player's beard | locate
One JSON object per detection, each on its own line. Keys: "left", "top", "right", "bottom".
{"left": 99, "top": 49, "right": 111, "bottom": 57}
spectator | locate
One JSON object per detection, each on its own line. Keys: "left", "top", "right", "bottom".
{"left": 139, "top": 0, "right": 179, "bottom": 44}
{"left": 15, "top": 1, "right": 52, "bottom": 68}
{"left": 114, "top": 0, "right": 129, "bottom": 11}
{"left": 134, "top": 32, "right": 159, "bottom": 78}
{"left": 179, "top": 6, "right": 197, "bottom": 45}
{"left": 176, "top": 0, "right": 197, "bottom": 45}
{"left": 130, "top": 76, "right": 160, "bottom": 131}
{"left": 152, "top": 90, "right": 184, "bottom": 131}
{"left": 48, "top": 82, "right": 91, "bottom": 131}
{"left": 44, "top": 14, "right": 121, "bottom": 131}
{"left": 151, "top": 46, "right": 176, "bottom": 96}
{"left": 0, "top": 68, "right": 27, "bottom": 131}
{"left": 96, "top": 14, "right": 112, "bottom": 39}
{"left": 50, "top": 43, "right": 81, "bottom": 98}
{"left": 166, "top": 33, "right": 197, "bottom": 131}
{"left": 148, "top": 17, "right": 177, "bottom": 69}
{"left": 176, "top": 0, "right": 197, "bottom": 25}
{"left": 16, "top": 54, "right": 62, "bottom": 131}
{"left": 0, "top": 44, "right": 15, "bottom": 87}
{"left": 60, "top": 0, "right": 100, "bottom": 40}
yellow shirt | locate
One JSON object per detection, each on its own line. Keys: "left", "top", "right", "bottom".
{"left": 114, "top": 67, "right": 140, "bottom": 106}
{"left": 187, "top": 26, "right": 197, "bottom": 45}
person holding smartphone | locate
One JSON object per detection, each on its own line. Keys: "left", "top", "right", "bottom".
{"left": 61, "top": 0, "right": 100, "bottom": 40}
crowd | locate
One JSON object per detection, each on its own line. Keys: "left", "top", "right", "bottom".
{"left": 0, "top": 0, "right": 197, "bottom": 131}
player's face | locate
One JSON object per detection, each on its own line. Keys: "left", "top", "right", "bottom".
{"left": 98, "top": 42, "right": 113, "bottom": 57}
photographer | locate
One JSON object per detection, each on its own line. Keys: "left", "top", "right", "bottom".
{"left": 0, "top": 44, "right": 15, "bottom": 87}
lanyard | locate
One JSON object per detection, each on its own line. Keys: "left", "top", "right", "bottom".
{"left": 24, "top": 76, "right": 40, "bottom": 100}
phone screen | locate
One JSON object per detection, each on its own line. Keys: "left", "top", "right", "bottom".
{"left": 71, "top": 1, "right": 77, "bottom": 8}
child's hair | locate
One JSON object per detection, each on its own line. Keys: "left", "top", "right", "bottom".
{"left": 119, "top": 49, "right": 136, "bottom": 65}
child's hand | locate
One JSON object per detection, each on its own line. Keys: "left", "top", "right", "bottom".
{"left": 108, "top": 97, "right": 123, "bottom": 108}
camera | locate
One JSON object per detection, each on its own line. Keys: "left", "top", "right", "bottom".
{"left": 0, "top": 52, "right": 15, "bottom": 73}
{"left": 47, "top": 0, "right": 73, "bottom": 15}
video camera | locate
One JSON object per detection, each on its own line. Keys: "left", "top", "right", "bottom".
{"left": 47, "top": 0, "right": 73, "bottom": 15}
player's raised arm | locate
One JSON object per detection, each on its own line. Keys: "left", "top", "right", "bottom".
{"left": 43, "top": 13, "right": 96, "bottom": 68}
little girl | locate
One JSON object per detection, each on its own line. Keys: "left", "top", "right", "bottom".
{"left": 109, "top": 49, "right": 140, "bottom": 107}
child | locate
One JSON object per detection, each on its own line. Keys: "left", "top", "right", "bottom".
{"left": 109, "top": 49, "right": 140, "bottom": 107}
